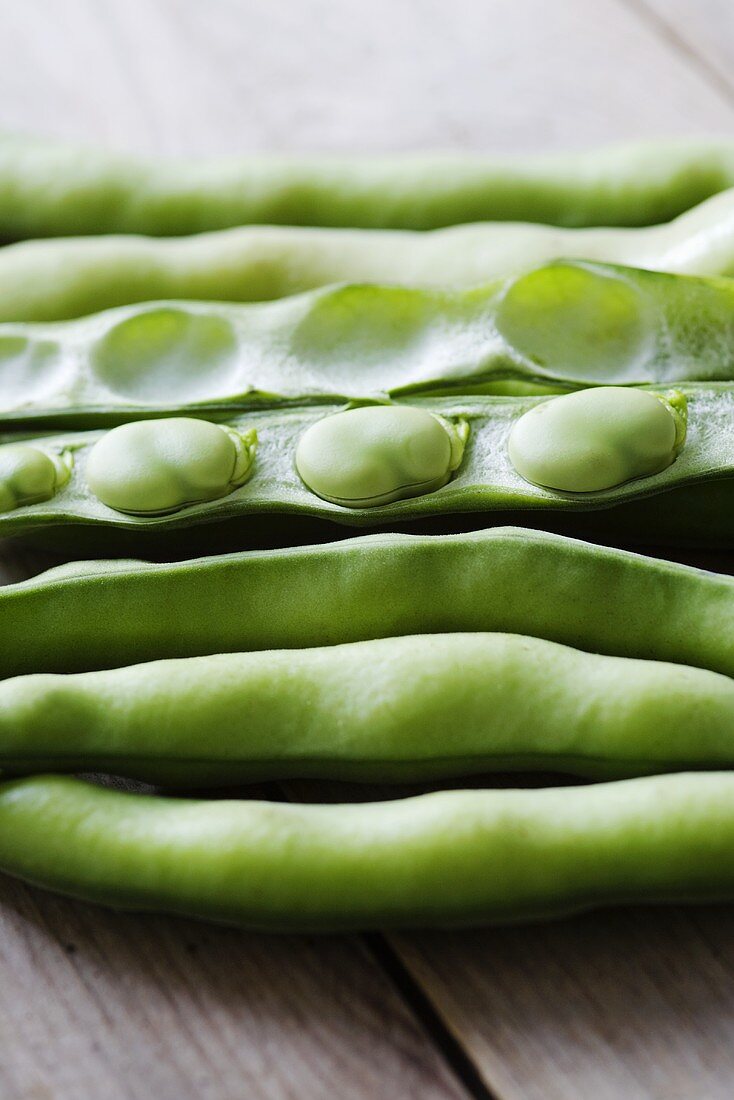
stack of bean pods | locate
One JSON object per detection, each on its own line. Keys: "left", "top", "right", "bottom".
{"left": 5, "top": 138, "right": 734, "bottom": 929}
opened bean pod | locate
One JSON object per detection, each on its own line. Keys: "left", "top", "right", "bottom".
{"left": 0, "top": 381, "right": 718, "bottom": 544}
{"left": 1, "top": 189, "right": 734, "bottom": 322}
{"left": 2, "top": 261, "right": 734, "bottom": 429}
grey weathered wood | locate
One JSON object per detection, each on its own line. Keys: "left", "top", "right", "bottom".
{"left": 396, "top": 907, "right": 734, "bottom": 1100}
{"left": 0, "top": 870, "right": 468, "bottom": 1100}
{"left": 627, "top": 0, "right": 734, "bottom": 105}
{"left": 0, "top": 0, "right": 731, "bottom": 156}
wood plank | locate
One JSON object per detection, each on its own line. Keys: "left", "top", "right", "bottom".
{"left": 0, "top": 0, "right": 731, "bottom": 156}
{"left": 0, "top": 869, "right": 468, "bottom": 1100}
{"left": 625, "top": 0, "right": 734, "bottom": 104}
{"left": 395, "top": 907, "right": 734, "bottom": 1100}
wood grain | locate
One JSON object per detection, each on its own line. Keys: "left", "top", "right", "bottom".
{"left": 626, "top": 0, "right": 734, "bottom": 105}
{"left": 0, "top": 0, "right": 731, "bottom": 156}
{"left": 0, "top": 870, "right": 468, "bottom": 1100}
{"left": 396, "top": 908, "right": 734, "bottom": 1100}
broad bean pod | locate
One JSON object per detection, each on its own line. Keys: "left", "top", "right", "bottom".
{"left": 3, "top": 633, "right": 734, "bottom": 785}
{"left": 2, "top": 261, "right": 734, "bottom": 429}
{"left": 1, "top": 527, "right": 733, "bottom": 681}
{"left": 1, "top": 189, "right": 734, "bottom": 322}
{"left": 3, "top": 772, "right": 734, "bottom": 929}
{"left": 2, "top": 137, "right": 734, "bottom": 239}
{"left": 4, "top": 387, "right": 734, "bottom": 544}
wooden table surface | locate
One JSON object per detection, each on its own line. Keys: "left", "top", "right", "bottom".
{"left": 2, "top": 2, "right": 734, "bottom": 1097}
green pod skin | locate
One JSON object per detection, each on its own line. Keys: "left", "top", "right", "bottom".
{"left": 5, "top": 772, "right": 734, "bottom": 929}
{"left": 4, "top": 632, "right": 734, "bottom": 786}
{"left": 6, "top": 387, "right": 734, "bottom": 544}
{"left": 85, "top": 418, "right": 257, "bottom": 515}
{"left": 1, "top": 189, "right": 734, "bottom": 322}
{"left": 2, "top": 138, "right": 734, "bottom": 238}
{"left": 4, "top": 261, "right": 734, "bottom": 429}
{"left": 2, "top": 526, "right": 734, "bottom": 683}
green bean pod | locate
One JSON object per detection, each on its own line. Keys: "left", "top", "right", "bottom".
{"left": 3, "top": 261, "right": 734, "bottom": 428}
{"left": 2, "top": 137, "right": 734, "bottom": 239}
{"left": 3, "top": 772, "right": 734, "bottom": 929}
{"left": 6, "top": 387, "right": 734, "bottom": 545}
{"left": 2, "top": 632, "right": 734, "bottom": 786}
{"left": 1, "top": 189, "right": 734, "bottom": 322}
{"left": 1, "top": 527, "right": 733, "bottom": 682}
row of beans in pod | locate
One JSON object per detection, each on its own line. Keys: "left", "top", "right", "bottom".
{"left": 4, "top": 142, "right": 734, "bottom": 929}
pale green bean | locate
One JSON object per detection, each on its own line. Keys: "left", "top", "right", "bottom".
{"left": 85, "top": 418, "right": 257, "bottom": 515}
{"left": 0, "top": 444, "right": 71, "bottom": 512}
{"left": 295, "top": 406, "right": 468, "bottom": 506}
{"left": 509, "top": 388, "right": 686, "bottom": 491}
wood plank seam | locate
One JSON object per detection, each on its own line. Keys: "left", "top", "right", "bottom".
{"left": 365, "top": 934, "right": 500, "bottom": 1100}
{"left": 615, "top": 0, "right": 734, "bottom": 105}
